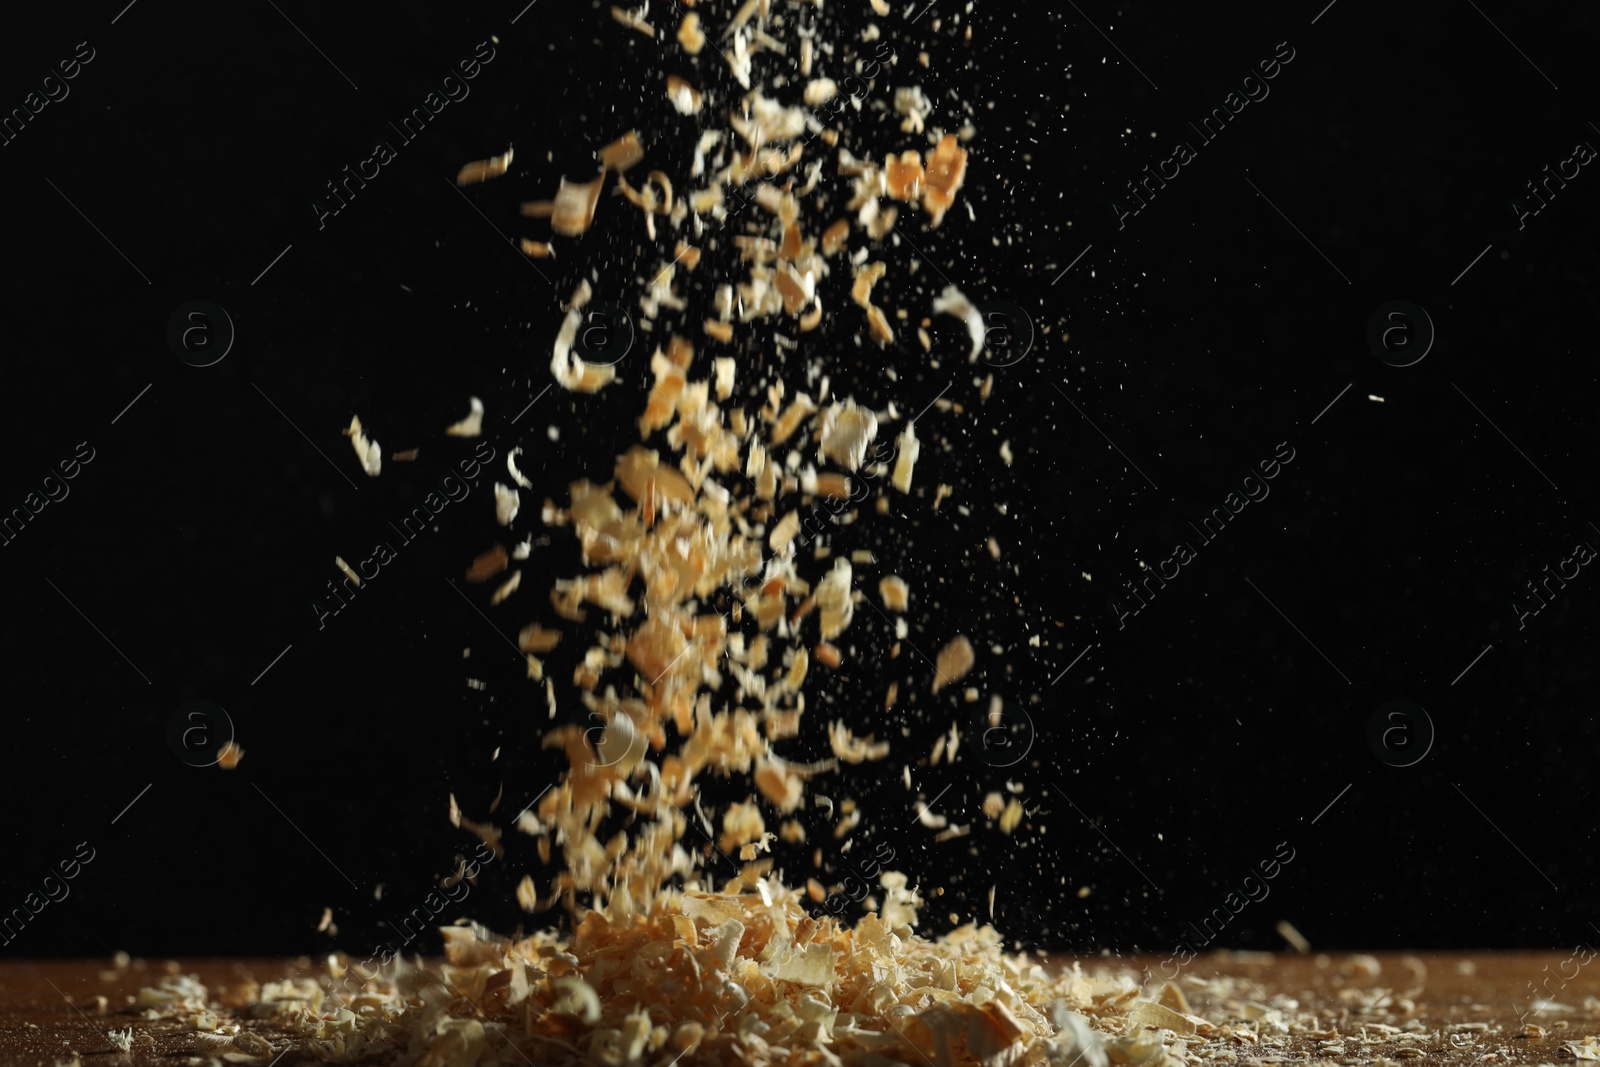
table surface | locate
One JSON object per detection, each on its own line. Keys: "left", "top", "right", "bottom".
{"left": 0, "top": 952, "right": 1594, "bottom": 1065}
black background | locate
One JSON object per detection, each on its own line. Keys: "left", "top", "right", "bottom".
{"left": 1, "top": 0, "right": 1597, "bottom": 964}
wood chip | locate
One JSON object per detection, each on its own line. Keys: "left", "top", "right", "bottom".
{"left": 598, "top": 130, "right": 644, "bottom": 173}
{"left": 466, "top": 544, "right": 509, "bottom": 583}
{"left": 445, "top": 396, "right": 485, "bottom": 437}
{"left": 676, "top": 11, "right": 705, "bottom": 53}
{"left": 932, "top": 635, "right": 974, "bottom": 693}
{"left": 666, "top": 75, "right": 703, "bottom": 115}
{"left": 551, "top": 173, "right": 606, "bottom": 236}
{"left": 494, "top": 483, "right": 520, "bottom": 526}
{"left": 822, "top": 219, "right": 850, "bottom": 256}
{"left": 851, "top": 261, "right": 893, "bottom": 346}
{"left": 455, "top": 148, "right": 513, "bottom": 186}
{"left": 610, "top": 4, "right": 654, "bottom": 37}
{"left": 490, "top": 570, "right": 522, "bottom": 606}
{"left": 892, "top": 421, "right": 919, "bottom": 492}
{"left": 334, "top": 556, "right": 362, "bottom": 587}
{"left": 343, "top": 415, "right": 381, "bottom": 477}
{"left": 999, "top": 797, "right": 1024, "bottom": 834}
{"left": 1277, "top": 919, "right": 1312, "bottom": 953}
{"left": 922, "top": 133, "right": 969, "bottom": 227}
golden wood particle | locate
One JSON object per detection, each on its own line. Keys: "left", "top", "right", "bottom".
{"left": 922, "top": 133, "right": 969, "bottom": 227}
{"left": 598, "top": 130, "right": 645, "bottom": 173}
{"left": 455, "top": 148, "right": 513, "bottom": 186}
{"left": 551, "top": 172, "right": 607, "bottom": 236}
{"left": 676, "top": 11, "right": 705, "bottom": 53}
{"left": 465, "top": 544, "right": 509, "bottom": 583}
{"left": 931, "top": 635, "right": 974, "bottom": 693}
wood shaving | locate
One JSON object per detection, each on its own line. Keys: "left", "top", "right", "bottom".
{"left": 455, "top": 147, "right": 513, "bottom": 186}
{"left": 506, "top": 448, "right": 534, "bottom": 490}
{"left": 1277, "top": 919, "right": 1312, "bottom": 953}
{"left": 551, "top": 172, "right": 607, "bottom": 236}
{"left": 466, "top": 544, "right": 509, "bottom": 583}
{"left": 804, "top": 78, "right": 838, "bottom": 106}
{"left": 444, "top": 396, "right": 485, "bottom": 437}
{"left": 922, "top": 133, "right": 969, "bottom": 227}
{"left": 821, "top": 218, "right": 851, "bottom": 256}
{"left": 850, "top": 260, "right": 894, "bottom": 345}
{"left": 490, "top": 570, "right": 521, "bottom": 606}
{"left": 551, "top": 280, "right": 617, "bottom": 392}
{"left": 518, "top": 624, "right": 562, "bottom": 653}
{"left": 447, "top": 793, "right": 505, "bottom": 859}
{"left": 334, "top": 556, "right": 362, "bottom": 587}
{"left": 598, "top": 130, "right": 645, "bottom": 173}
{"left": 494, "top": 483, "right": 520, "bottom": 527}
{"left": 932, "top": 635, "right": 975, "bottom": 694}
{"left": 342, "top": 415, "right": 381, "bottom": 477}
{"left": 815, "top": 557, "right": 854, "bottom": 640}
{"left": 677, "top": 12, "right": 705, "bottom": 53}
{"left": 892, "top": 420, "right": 920, "bottom": 492}
{"left": 933, "top": 284, "right": 985, "bottom": 362}
{"left": 610, "top": 4, "right": 654, "bottom": 37}
{"left": 818, "top": 399, "right": 879, "bottom": 472}
{"left": 885, "top": 149, "right": 925, "bottom": 200}
{"left": 666, "top": 75, "right": 704, "bottom": 115}
{"left": 722, "top": 0, "right": 761, "bottom": 41}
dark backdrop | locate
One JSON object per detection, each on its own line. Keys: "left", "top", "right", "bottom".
{"left": 1, "top": 0, "right": 1596, "bottom": 963}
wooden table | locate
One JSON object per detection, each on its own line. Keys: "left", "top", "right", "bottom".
{"left": 0, "top": 952, "right": 1593, "bottom": 1065}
